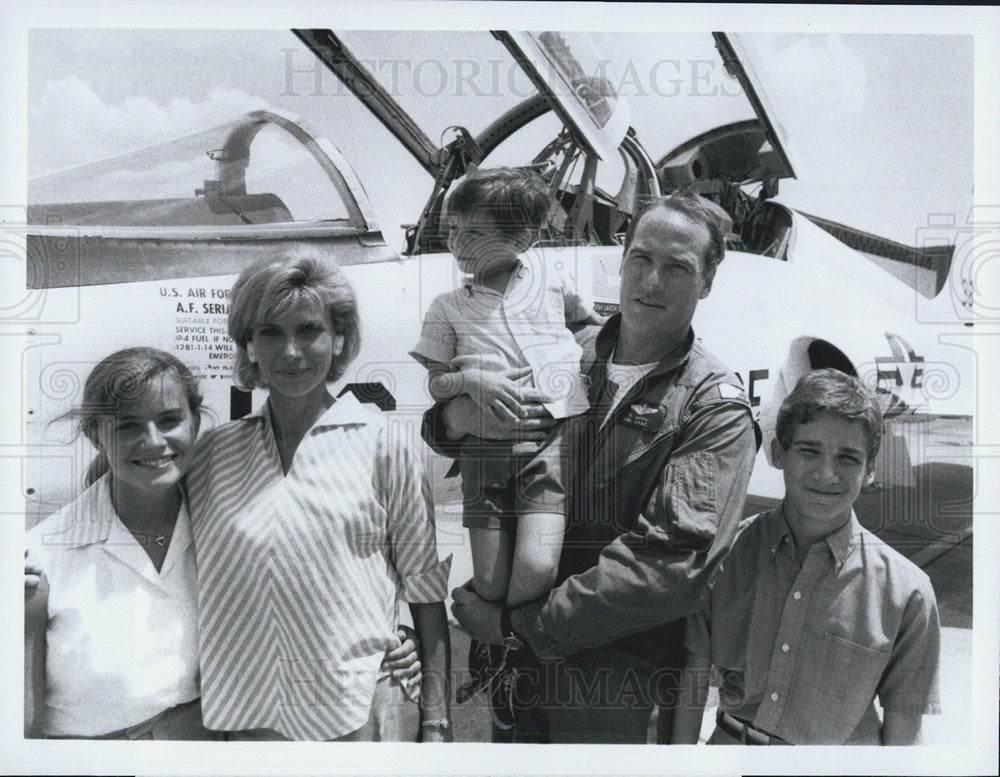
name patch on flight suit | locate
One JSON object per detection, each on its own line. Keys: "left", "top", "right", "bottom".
{"left": 618, "top": 402, "right": 666, "bottom": 432}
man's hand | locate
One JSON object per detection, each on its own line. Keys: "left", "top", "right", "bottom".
{"left": 462, "top": 367, "right": 533, "bottom": 424}
{"left": 450, "top": 580, "right": 503, "bottom": 645}
{"left": 382, "top": 625, "right": 421, "bottom": 681}
{"left": 443, "top": 367, "right": 556, "bottom": 442}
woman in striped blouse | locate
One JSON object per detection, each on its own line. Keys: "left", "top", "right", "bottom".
{"left": 186, "top": 249, "right": 453, "bottom": 741}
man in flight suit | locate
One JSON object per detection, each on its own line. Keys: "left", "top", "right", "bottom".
{"left": 440, "top": 192, "right": 758, "bottom": 743}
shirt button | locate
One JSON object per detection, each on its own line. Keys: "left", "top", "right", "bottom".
{"left": 793, "top": 591, "right": 802, "bottom": 600}
{"left": 770, "top": 692, "right": 779, "bottom": 702}
{"left": 782, "top": 643, "right": 790, "bottom": 652}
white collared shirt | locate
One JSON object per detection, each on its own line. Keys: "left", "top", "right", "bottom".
{"left": 26, "top": 474, "right": 200, "bottom": 736}
{"left": 186, "top": 393, "right": 451, "bottom": 740}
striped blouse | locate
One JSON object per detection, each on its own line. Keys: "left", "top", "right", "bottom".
{"left": 186, "top": 394, "right": 451, "bottom": 740}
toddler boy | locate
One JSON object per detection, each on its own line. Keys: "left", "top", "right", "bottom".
{"left": 409, "top": 167, "right": 601, "bottom": 726}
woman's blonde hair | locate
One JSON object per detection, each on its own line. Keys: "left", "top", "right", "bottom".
{"left": 227, "top": 247, "right": 361, "bottom": 390}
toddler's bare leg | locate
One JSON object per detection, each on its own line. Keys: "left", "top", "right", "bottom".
{"left": 505, "top": 511, "right": 565, "bottom": 606}
{"left": 469, "top": 526, "right": 515, "bottom": 603}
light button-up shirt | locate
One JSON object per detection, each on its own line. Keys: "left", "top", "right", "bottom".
{"left": 26, "top": 474, "right": 201, "bottom": 737}
{"left": 686, "top": 507, "right": 940, "bottom": 744}
{"left": 410, "top": 256, "right": 592, "bottom": 418}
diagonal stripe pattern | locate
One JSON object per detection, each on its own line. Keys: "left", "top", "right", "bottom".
{"left": 186, "top": 394, "right": 450, "bottom": 740}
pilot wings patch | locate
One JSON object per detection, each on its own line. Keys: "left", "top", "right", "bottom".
{"left": 619, "top": 402, "right": 666, "bottom": 432}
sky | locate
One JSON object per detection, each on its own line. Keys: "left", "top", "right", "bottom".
{"left": 24, "top": 28, "right": 973, "bottom": 248}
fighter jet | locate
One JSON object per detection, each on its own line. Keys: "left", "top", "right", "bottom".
{"left": 22, "top": 30, "right": 973, "bottom": 520}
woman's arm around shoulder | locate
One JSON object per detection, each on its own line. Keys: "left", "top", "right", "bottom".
{"left": 377, "top": 424, "right": 453, "bottom": 740}
{"left": 24, "top": 551, "right": 49, "bottom": 737}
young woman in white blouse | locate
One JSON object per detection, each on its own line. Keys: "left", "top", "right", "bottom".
{"left": 23, "top": 347, "right": 420, "bottom": 739}
{"left": 23, "top": 348, "right": 218, "bottom": 739}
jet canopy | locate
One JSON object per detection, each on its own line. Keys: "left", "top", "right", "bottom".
{"left": 294, "top": 29, "right": 660, "bottom": 254}
{"left": 29, "top": 108, "right": 378, "bottom": 238}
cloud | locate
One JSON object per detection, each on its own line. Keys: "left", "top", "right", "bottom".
{"left": 30, "top": 75, "right": 267, "bottom": 174}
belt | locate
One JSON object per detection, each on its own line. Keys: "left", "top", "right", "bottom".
{"left": 716, "top": 710, "right": 791, "bottom": 745}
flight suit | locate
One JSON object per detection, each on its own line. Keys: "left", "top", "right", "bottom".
{"left": 509, "top": 315, "right": 757, "bottom": 743}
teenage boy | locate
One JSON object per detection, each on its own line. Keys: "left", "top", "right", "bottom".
{"left": 671, "top": 368, "right": 940, "bottom": 745}
{"left": 409, "top": 167, "right": 601, "bottom": 729}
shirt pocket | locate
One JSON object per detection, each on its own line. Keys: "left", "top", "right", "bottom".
{"left": 820, "top": 631, "right": 891, "bottom": 703}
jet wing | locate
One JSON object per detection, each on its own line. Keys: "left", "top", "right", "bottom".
{"left": 800, "top": 211, "right": 954, "bottom": 297}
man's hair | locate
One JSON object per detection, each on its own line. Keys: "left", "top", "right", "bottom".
{"left": 228, "top": 247, "right": 361, "bottom": 390}
{"left": 447, "top": 167, "right": 550, "bottom": 234}
{"left": 775, "top": 368, "right": 883, "bottom": 463}
{"left": 622, "top": 192, "right": 726, "bottom": 276}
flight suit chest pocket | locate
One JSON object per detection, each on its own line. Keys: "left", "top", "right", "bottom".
{"left": 593, "top": 421, "right": 673, "bottom": 501}
{"left": 614, "top": 404, "right": 676, "bottom": 469}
